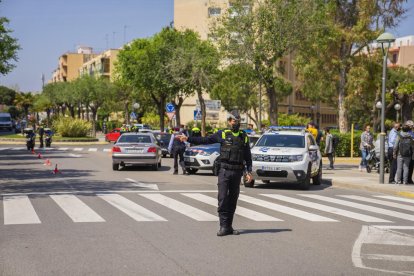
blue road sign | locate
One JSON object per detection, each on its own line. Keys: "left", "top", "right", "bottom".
{"left": 194, "top": 109, "right": 202, "bottom": 120}
{"left": 130, "top": 112, "right": 137, "bottom": 119}
{"left": 166, "top": 103, "right": 175, "bottom": 112}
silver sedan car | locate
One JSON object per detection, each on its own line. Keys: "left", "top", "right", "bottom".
{"left": 112, "top": 133, "right": 162, "bottom": 171}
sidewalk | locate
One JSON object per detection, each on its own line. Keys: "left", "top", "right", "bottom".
{"left": 322, "top": 157, "right": 414, "bottom": 198}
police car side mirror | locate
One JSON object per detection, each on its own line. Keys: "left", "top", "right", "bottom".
{"left": 309, "top": 145, "right": 318, "bottom": 151}
{"left": 250, "top": 142, "right": 254, "bottom": 148}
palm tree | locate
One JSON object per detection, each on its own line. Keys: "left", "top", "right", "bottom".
{"left": 14, "top": 92, "right": 34, "bottom": 117}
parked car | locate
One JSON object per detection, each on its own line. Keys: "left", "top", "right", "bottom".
{"left": 153, "top": 132, "right": 172, "bottom": 157}
{"left": 105, "top": 128, "right": 121, "bottom": 142}
{"left": 112, "top": 132, "right": 162, "bottom": 171}
{"left": 0, "top": 113, "right": 13, "bottom": 131}
{"left": 247, "top": 126, "right": 322, "bottom": 190}
{"left": 184, "top": 143, "right": 221, "bottom": 175}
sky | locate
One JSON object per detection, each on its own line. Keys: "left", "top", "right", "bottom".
{"left": 0, "top": 0, "right": 174, "bottom": 92}
{"left": 0, "top": 0, "right": 413, "bottom": 93}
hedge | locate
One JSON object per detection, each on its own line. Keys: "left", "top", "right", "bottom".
{"left": 319, "top": 130, "right": 365, "bottom": 157}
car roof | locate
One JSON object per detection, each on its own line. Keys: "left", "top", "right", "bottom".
{"left": 121, "top": 132, "right": 153, "bottom": 136}
{"left": 263, "top": 131, "right": 307, "bottom": 136}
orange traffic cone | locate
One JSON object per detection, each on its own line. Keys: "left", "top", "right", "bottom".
{"left": 44, "top": 159, "right": 51, "bottom": 166}
{"left": 37, "top": 153, "right": 42, "bottom": 159}
{"left": 52, "top": 164, "right": 61, "bottom": 174}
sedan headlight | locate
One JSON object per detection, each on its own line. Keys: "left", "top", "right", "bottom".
{"left": 197, "top": 150, "right": 212, "bottom": 156}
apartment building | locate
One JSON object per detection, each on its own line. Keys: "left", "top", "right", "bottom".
{"left": 79, "top": 49, "right": 120, "bottom": 81}
{"left": 51, "top": 46, "right": 96, "bottom": 83}
{"left": 388, "top": 35, "right": 414, "bottom": 68}
{"left": 174, "top": 0, "right": 337, "bottom": 128}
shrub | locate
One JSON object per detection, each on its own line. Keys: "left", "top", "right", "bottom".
{"left": 320, "top": 130, "right": 363, "bottom": 157}
{"left": 53, "top": 117, "right": 91, "bottom": 137}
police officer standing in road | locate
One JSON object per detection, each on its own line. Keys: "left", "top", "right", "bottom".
{"left": 168, "top": 128, "right": 187, "bottom": 175}
{"left": 38, "top": 124, "right": 45, "bottom": 148}
{"left": 178, "top": 111, "right": 253, "bottom": 236}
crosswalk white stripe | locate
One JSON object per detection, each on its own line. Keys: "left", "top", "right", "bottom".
{"left": 3, "top": 196, "right": 41, "bottom": 225}
{"left": 374, "top": 195, "right": 414, "bottom": 204}
{"left": 88, "top": 148, "right": 98, "bottom": 152}
{"left": 300, "top": 194, "right": 414, "bottom": 221}
{"left": 182, "top": 193, "right": 282, "bottom": 221}
{"left": 59, "top": 148, "right": 69, "bottom": 151}
{"left": 50, "top": 195, "right": 105, "bottom": 222}
{"left": 0, "top": 148, "right": 9, "bottom": 151}
{"left": 140, "top": 193, "right": 218, "bottom": 221}
{"left": 238, "top": 195, "right": 337, "bottom": 222}
{"left": 103, "top": 149, "right": 111, "bottom": 152}
{"left": 338, "top": 195, "right": 414, "bottom": 212}
{"left": 262, "top": 194, "right": 391, "bottom": 223}
{"left": 98, "top": 194, "right": 166, "bottom": 221}
{"left": 11, "top": 147, "right": 24, "bottom": 150}
{"left": 73, "top": 148, "right": 83, "bottom": 151}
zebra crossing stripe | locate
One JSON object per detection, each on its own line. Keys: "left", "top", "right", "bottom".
{"left": 11, "top": 147, "right": 24, "bottom": 150}
{"left": 140, "top": 193, "right": 218, "bottom": 221}
{"left": 103, "top": 149, "right": 111, "bottom": 152}
{"left": 374, "top": 195, "right": 414, "bottom": 204}
{"left": 50, "top": 195, "right": 105, "bottom": 223}
{"left": 238, "top": 195, "right": 337, "bottom": 222}
{"left": 73, "top": 148, "right": 83, "bottom": 151}
{"left": 0, "top": 148, "right": 9, "bottom": 151}
{"left": 3, "top": 196, "right": 41, "bottom": 225}
{"left": 59, "top": 148, "right": 69, "bottom": 151}
{"left": 338, "top": 195, "right": 414, "bottom": 212}
{"left": 182, "top": 193, "right": 282, "bottom": 221}
{"left": 88, "top": 148, "right": 98, "bottom": 152}
{"left": 98, "top": 194, "right": 166, "bottom": 221}
{"left": 300, "top": 194, "right": 414, "bottom": 221}
{"left": 262, "top": 194, "right": 391, "bottom": 223}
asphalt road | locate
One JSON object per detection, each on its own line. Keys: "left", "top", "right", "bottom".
{"left": 1, "top": 144, "right": 413, "bottom": 276}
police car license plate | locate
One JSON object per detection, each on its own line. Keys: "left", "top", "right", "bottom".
{"left": 261, "top": 166, "right": 281, "bottom": 171}
{"left": 185, "top": 157, "right": 194, "bottom": 162}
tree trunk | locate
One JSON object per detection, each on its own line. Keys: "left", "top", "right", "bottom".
{"left": 124, "top": 100, "right": 130, "bottom": 124}
{"left": 402, "top": 102, "right": 414, "bottom": 122}
{"left": 69, "top": 105, "right": 75, "bottom": 118}
{"left": 77, "top": 102, "right": 81, "bottom": 118}
{"left": 266, "top": 86, "right": 278, "bottom": 125}
{"left": 86, "top": 104, "right": 90, "bottom": 122}
{"left": 172, "top": 96, "right": 184, "bottom": 127}
{"left": 46, "top": 109, "right": 51, "bottom": 126}
{"left": 158, "top": 97, "right": 165, "bottom": 132}
{"left": 197, "top": 89, "right": 207, "bottom": 136}
{"left": 92, "top": 109, "right": 97, "bottom": 137}
{"left": 338, "top": 41, "right": 350, "bottom": 133}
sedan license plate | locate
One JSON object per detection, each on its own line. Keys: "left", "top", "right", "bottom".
{"left": 185, "top": 157, "right": 194, "bottom": 162}
{"left": 261, "top": 166, "right": 281, "bottom": 171}
{"left": 126, "top": 149, "right": 143, "bottom": 153}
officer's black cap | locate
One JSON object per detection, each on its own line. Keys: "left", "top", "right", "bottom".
{"left": 228, "top": 110, "right": 241, "bottom": 121}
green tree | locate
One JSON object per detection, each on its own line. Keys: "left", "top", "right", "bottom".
{"left": 211, "top": 0, "right": 316, "bottom": 125}
{"left": 211, "top": 63, "right": 259, "bottom": 125}
{"left": 14, "top": 92, "right": 34, "bottom": 117}
{"left": 295, "top": 0, "right": 407, "bottom": 133}
{"left": 0, "top": 85, "right": 16, "bottom": 105}
{"left": 0, "top": 9, "right": 20, "bottom": 76}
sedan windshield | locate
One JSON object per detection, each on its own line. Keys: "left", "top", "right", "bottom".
{"left": 256, "top": 134, "right": 305, "bottom": 148}
{"left": 118, "top": 135, "right": 152, "bottom": 144}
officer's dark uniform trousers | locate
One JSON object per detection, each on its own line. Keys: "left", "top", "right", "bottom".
{"left": 217, "top": 166, "right": 242, "bottom": 227}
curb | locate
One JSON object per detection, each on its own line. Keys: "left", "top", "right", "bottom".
{"left": 331, "top": 179, "right": 414, "bottom": 199}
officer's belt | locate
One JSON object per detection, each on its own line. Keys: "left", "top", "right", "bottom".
{"left": 220, "top": 163, "right": 244, "bottom": 170}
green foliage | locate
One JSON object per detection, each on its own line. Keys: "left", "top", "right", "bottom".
{"left": 141, "top": 111, "right": 167, "bottom": 128}
{"left": 278, "top": 113, "right": 309, "bottom": 126}
{"left": 4, "top": 105, "right": 19, "bottom": 118}
{"left": 0, "top": 16, "right": 20, "bottom": 75}
{"left": 53, "top": 117, "right": 91, "bottom": 137}
{"left": 0, "top": 86, "right": 16, "bottom": 105}
{"left": 320, "top": 130, "right": 363, "bottom": 157}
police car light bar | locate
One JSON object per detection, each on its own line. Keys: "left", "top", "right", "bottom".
{"left": 267, "top": 126, "right": 305, "bottom": 131}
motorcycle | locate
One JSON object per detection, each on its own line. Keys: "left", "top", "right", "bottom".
{"left": 45, "top": 128, "right": 52, "bottom": 147}
{"left": 24, "top": 128, "right": 36, "bottom": 151}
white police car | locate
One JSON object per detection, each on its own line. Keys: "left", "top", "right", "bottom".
{"left": 184, "top": 143, "right": 221, "bottom": 175}
{"left": 246, "top": 126, "right": 322, "bottom": 190}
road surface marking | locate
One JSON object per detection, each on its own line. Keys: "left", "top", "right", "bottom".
{"left": 11, "top": 147, "right": 24, "bottom": 150}
{"left": 98, "top": 194, "right": 166, "bottom": 221}
{"left": 103, "top": 149, "right": 111, "bottom": 152}
{"left": 374, "top": 195, "right": 414, "bottom": 204}
{"left": 0, "top": 148, "right": 10, "bottom": 151}
{"left": 361, "top": 254, "right": 414, "bottom": 262}
{"left": 125, "top": 178, "right": 159, "bottom": 190}
{"left": 50, "top": 194, "right": 105, "bottom": 223}
{"left": 58, "top": 148, "right": 69, "bottom": 151}
{"left": 183, "top": 193, "right": 282, "bottom": 221}
{"left": 73, "top": 148, "right": 83, "bottom": 151}
{"left": 262, "top": 194, "right": 391, "bottom": 223}
{"left": 339, "top": 195, "right": 414, "bottom": 212}
{"left": 0, "top": 190, "right": 218, "bottom": 196}
{"left": 88, "top": 148, "right": 98, "bottom": 152}
{"left": 69, "top": 153, "right": 82, "bottom": 158}
{"left": 3, "top": 195, "right": 41, "bottom": 225}
{"left": 301, "top": 194, "right": 414, "bottom": 221}
{"left": 238, "top": 195, "right": 337, "bottom": 222}
{"left": 140, "top": 193, "right": 218, "bottom": 221}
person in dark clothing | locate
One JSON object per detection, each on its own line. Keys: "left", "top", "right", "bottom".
{"left": 38, "top": 125, "right": 45, "bottom": 148}
{"left": 177, "top": 110, "right": 253, "bottom": 236}
{"left": 387, "top": 122, "right": 401, "bottom": 183}
{"left": 168, "top": 129, "right": 187, "bottom": 175}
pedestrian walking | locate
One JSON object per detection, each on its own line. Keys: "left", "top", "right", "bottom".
{"left": 324, "top": 127, "right": 334, "bottom": 169}
{"left": 168, "top": 128, "right": 187, "bottom": 175}
{"left": 359, "top": 124, "right": 373, "bottom": 171}
{"left": 405, "top": 120, "right": 414, "bottom": 184}
{"left": 393, "top": 124, "right": 414, "bottom": 184}
{"left": 177, "top": 110, "right": 253, "bottom": 236}
{"left": 387, "top": 122, "right": 401, "bottom": 183}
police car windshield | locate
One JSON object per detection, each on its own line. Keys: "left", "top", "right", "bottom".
{"left": 118, "top": 135, "right": 151, "bottom": 144}
{"left": 256, "top": 134, "right": 305, "bottom": 148}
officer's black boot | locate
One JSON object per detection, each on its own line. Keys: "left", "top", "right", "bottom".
{"left": 217, "top": 227, "right": 232, "bottom": 236}
{"left": 173, "top": 170, "right": 178, "bottom": 175}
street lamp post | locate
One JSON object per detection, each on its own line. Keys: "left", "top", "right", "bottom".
{"left": 376, "top": 32, "right": 396, "bottom": 184}
{"left": 376, "top": 101, "right": 382, "bottom": 132}
{"left": 394, "top": 103, "right": 401, "bottom": 122}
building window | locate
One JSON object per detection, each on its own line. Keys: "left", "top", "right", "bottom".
{"left": 208, "top": 7, "right": 221, "bottom": 17}
{"left": 392, "top": 53, "right": 398, "bottom": 64}
{"left": 295, "top": 91, "right": 307, "bottom": 101}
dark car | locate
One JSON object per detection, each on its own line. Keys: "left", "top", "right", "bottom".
{"left": 153, "top": 132, "right": 172, "bottom": 157}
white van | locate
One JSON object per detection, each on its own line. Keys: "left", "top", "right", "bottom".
{"left": 0, "top": 113, "right": 13, "bottom": 131}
